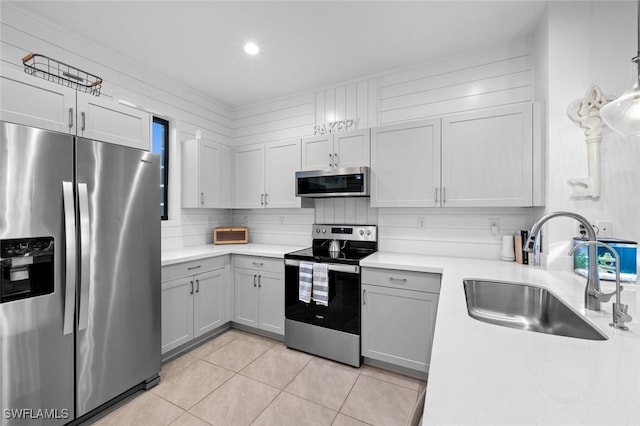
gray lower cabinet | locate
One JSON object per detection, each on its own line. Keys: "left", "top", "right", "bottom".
{"left": 161, "top": 256, "right": 231, "bottom": 354}
{"left": 361, "top": 268, "right": 441, "bottom": 373}
{"left": 234, "top": 255, "right": 285, "bottom": 335}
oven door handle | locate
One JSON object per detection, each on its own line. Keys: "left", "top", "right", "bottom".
{"left": 285, "top": 259, "right": 359, "bottom": 274}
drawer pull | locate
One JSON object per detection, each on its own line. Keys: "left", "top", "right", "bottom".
{"left": 187, "top": 265, "right": 202, "bottom": 270}
{"left": 389, "top": 277, "right": 408, "bottom": 283}
{"left": 252, "top": 262, "right": 264, "bottom": 267}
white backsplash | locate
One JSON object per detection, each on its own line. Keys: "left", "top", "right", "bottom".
{"left": 378, "top": 207, "right": 541, "bottom": 259}
{"left": 232, "top": 208, "right": 315, "bottom": 247}
{"left": 226, "top": 199, "right": 540, "bottom": 261}
{"left": 161, "top": 209, "right": 232, "bottom": 250}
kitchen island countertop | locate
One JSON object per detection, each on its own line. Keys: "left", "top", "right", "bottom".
{"left": 361, "top": 252, "right": 640, "bottom": 425}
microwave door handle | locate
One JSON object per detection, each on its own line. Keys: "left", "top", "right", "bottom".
{"left": 78, "top": 183, "right": 91, "bottom": 331}
{"left": 62, "top": 181, "right": 76, "bottom": 336}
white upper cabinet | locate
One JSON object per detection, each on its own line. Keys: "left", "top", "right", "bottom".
{"left": 371, "top": 103, "right": 540, "bottom": 208}
{"left": 181, "top": 138, "right": 232, "bottom": 209}
{"left": 370, "top": 118, "right": 441, "bottom": 207}
{"left": 234, "top": 144, "right": 266, "bottom": 209}
{"left": 441, "top": 103, "right": 533, "bottom": 207}
{"left": 76, "top": 94, "right": 150, "bottom": 150}
{"left": 301, "top": 134, "right": 333, "bottom": 170}
{"left": 301, "top": 129, "right": 370, "bottom": 171}
{"left": 265, "top": 139, "right": 302, "bottom": 208}
{"left": 234, "top": 139, "right": 301, "bottom": 209}
{"left": 1, "top": 64, "right": 76, "bottom": 134}
{"left": 0, "top": 64, "right": 150, "bottom": 150}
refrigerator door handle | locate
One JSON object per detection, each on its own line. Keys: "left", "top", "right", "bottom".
{"left": 62, "top": 181, "right": 76, "bottom": 336}
{"left": 78, "top": 183, "right": 91, "bottom": 331}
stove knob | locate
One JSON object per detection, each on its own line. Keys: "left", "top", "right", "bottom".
{"left": 366, "top": 230, "right": 372, "bottom": 236}
{"left": 359, "top": 229, "right": 365, "bottom": 236}
{"left": 315, "top": 227, "right": 320, "bottom": 233}
{"left": 322, "top": 228, "right": 326, "bottom": 234}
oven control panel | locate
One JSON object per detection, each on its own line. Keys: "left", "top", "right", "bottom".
{"left": 312, "top": 224, "right": 377, "bottom": 242}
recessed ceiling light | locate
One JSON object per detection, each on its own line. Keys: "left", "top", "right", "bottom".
{"left": 244, "top": 42, "right": 259, "bottom": 55}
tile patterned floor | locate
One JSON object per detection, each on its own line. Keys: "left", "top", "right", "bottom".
{"left": 93, "top": 329, "right": 427, "bottom": 426}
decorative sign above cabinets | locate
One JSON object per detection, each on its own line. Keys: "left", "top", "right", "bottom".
{"left": 313, "top": 118, "right": 360, "bottom": 135}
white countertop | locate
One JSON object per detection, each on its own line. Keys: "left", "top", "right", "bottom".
{"left": 161, "top": 243, "right": 307, "bottom": 266}
{"left": 362, "top": 252, "right": 640, "bottom": 425}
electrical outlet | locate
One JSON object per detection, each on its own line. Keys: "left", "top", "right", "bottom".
{"left": 243, "top": 216, "right": 249, "bottom": 224}
{"left": 417, "top": 217, "right": 426, "bottom": 228}
{"left": 596, "top": 220, "right": 613, "bottom": 238}
{"left": 577, "top": 223, "right": 600, "bottom": 237}
{"left": 488, "top": 218, "right": 500, "bottom": 236}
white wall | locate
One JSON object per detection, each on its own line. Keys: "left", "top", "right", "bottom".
{"left": 0, "top": 3, "right": 235, "bottom": 249}
{"left": 541, "top": 1, "right": 640, "bottom": 269}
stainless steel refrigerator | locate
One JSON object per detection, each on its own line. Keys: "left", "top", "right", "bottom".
{"left": 0, "top": 121, "right": 160, "bottom": 425}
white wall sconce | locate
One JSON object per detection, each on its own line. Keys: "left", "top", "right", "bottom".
{"left": 567, "top": 84, "right": 614, "bottom": 199}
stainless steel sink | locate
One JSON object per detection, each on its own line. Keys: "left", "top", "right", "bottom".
{"left": 463, "top": 279, "right": 608, "bottom": 341}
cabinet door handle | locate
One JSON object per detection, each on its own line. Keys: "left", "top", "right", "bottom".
{"left": 334, "top": 152, "right": 338, "bottom": 167}
{"left": 389, "top": 277, "right": 408, "bottom": 283}
{"left": 260, "top": 194, "right": 264, "bottom": 206}
{"left": 253, "top": 274, "right": 257, "bottom": 287}
{"left": 363, "top": 288, "right": 366, "bottom": 305}
{"left": 68, "top": 108, "right": 74, "bottom": 129}
{"left": 329, "top": 153, "right": 333, "bottom": 168}
{"left": 258, "top": 275, "right": 262, "bottom": 288}
{"left": 81, "top": 111, "right": 86, "bottom": 131}
{"left": 265, "top": 193, "right": 268, "bottom": 205}
{"left": 190, "top": 281, "right": 194, "bottom": 295}
{"left": 200, "top": 192, "right": 204, "bottom": 205}
{"left": 195, "top": 279, "right": 200, "bottom": 293}
{"left": 442, "top": 187, "right": 447, "bottom": 205}
{"left": 435, "top": 188, "right": 439, "bottom": 205}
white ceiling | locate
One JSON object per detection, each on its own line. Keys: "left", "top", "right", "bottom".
{"left": 12, "top": 1, "right": 548, "bottom": 108}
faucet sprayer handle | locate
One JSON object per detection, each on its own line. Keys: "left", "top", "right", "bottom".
{"left": 611, "top": 303, "right": 632, "bottom": 330}
{"left": 614, "top": 303, "right": 632, "bottom": 322}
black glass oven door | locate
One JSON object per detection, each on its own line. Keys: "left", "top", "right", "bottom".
{"left": 284, "top": 262, "right": 360, "bottom": 335}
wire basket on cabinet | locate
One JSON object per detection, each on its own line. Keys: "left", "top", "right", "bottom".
{"left": 22, "top": 53, "right": 102, "bottom": 96}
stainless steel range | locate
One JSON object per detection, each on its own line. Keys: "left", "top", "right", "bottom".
{"left": 284, "top": 224, "right": 377, "bottom": 367}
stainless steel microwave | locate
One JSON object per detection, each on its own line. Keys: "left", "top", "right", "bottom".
{"left": 295, "top": 166, "right": 369, "bottom": 198}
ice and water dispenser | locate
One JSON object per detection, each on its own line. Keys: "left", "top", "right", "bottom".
{"left": 0, "top": 237, "right": 54, "bottom": 303}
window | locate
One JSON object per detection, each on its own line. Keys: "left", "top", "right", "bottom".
{"left": 152, "top": 117, "right": 169, "bottom": 220}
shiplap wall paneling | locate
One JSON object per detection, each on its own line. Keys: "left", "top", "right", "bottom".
{"left": 162, "top": 210, "right": 232, "bottom": 250}
{"left": 314, "top": 199, "right": 378, "bottom": 225}
{"left": 1, "top": 5, "right": 233, "bottom": 144}
{"left": 377, "top": 207, "right": 538, "bottom": 259}
{"left": 232, "top": 209, "right": 314, "bottom": 247}
{"left": 232, "top": 94, "right": 316, "bottom": 146}
{"left": 378, "top": 41, "right": 533, "bottom": 125}
{"left": 315, "top": 79, "right": 378, "bottom": 130}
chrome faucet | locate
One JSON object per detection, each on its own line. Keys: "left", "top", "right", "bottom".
{"left": 569, "top": 240, "right": 633, "bottom": 330}
{"left": 525, "top": 211, "right": 601, "bottom": 311}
